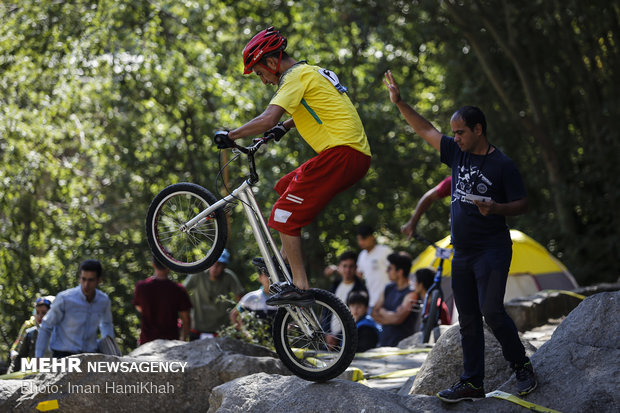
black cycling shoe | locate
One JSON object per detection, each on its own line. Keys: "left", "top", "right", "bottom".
{"left": 437, "top": 380, "right": 485, "bottom": 403}
{"left": 513, "top": 360, "right": 537, "bottom": 395}
{"left": 265, "top": 284, "right": 315, "bottom": 307}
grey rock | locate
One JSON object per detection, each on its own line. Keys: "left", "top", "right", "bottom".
{"left": 397, "top": 325, "right": 451, "bottom": 349}
{"left": 208, "top": 373, "right": 415, "bottom": 413}
{"left": 499, "top": 291, "right": 620, "bottom": 413}
{"left": 505, "top": 290, "right": 583, "bottom": 331}
{"left": 409, "top": 324, "right": 536, "bottom": 396}
{"left": 2, "top": 337, "right": 289, "bottom": 413}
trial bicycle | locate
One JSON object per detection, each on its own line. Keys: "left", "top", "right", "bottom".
{"left": 145, "top": 133, "right": 357, "bottom": 382}
{"left": 413, "top": 233, "right": 452, "bottom": 344}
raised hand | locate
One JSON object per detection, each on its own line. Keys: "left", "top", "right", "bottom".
{"left": 383, "top": 70, "right": 402, "bottom": 104}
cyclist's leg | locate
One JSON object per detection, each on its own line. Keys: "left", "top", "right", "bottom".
{"left": 280, "top": 233, "right": 309, "bottom": 289}
{"left": 269, "top": 147, "right": 370, "bottom": 283}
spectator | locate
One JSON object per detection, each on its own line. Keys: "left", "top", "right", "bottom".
{"left": 133, "top": 256, "right": 192, "bottom": 345}
{"left": 36, "top": 259, "right": 114, "bottom": 358}
{"left": 356, "top": 224, "right": 392, "bottom": 313}
{"left": 384, "top": 71, "right": 536, "bottom": 401}
{"left": 329, "top": 251, "right": 367, "bottom": 323}
{"left": 230, "top": 258, "right": 278, "bottom": 330}
{"left": 7, "top": 296, "right": 53, "bottom": 372}
{"left": 183, "top": 249, "right": 244, "bottom": 340}
{"left": 325, "top": 251, "right": 367, "bottom": 346}
{"left": 372, "top": 253, "right": 418, "bottom": 347}
{"left": 412, "top": 268, "right": 451, "bottom": 326}
{"left": 401, "top": 176, "right": 451, "bottom": 239}
{"left": 347, "top": 291, "right": 381, "bottom": 352}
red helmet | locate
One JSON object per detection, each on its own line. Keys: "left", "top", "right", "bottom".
{"left": 243, "top": 27, "right": 287, "bottom": 75}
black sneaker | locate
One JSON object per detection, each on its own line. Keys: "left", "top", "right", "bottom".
{"left": 265, "top": 284, "right": 315, "bottom": 307}
{"left": 436, "top": 381, "right": 485, "bottom": 403}
{"left": 514, "top": 360, "right": 537, "bottom": 395}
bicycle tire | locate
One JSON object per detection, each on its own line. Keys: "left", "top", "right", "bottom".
{"left": 272, "top": 288, "right": 357, "bottom": 382}
{"left": 146, "top": 183, "right": 227, "bottom": 273}
{"left": 422, "top": 289, "right": 441, "bottom": 343}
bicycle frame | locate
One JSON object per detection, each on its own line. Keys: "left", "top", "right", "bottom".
{"left": 179, "top": 139, "right": 322, "bottom": 338}
{"left": 180, "top": 178, "right": 292, "bottom": 287}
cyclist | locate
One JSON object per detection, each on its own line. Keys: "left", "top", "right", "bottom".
{"left": 216, "top": 27, "right": 372, "bottom": 306}
{"left": 384, "top": 70, "right": 536, "bottom": 402}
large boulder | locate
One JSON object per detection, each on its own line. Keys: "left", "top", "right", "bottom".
{"left": 0, "top": 337, "right": 289, "bottom": 412}
{"left": 409, "top": 324, "right": 536, "bottom": 395}
{"left": 208, "top": 373, "right": 443, "bottom": 413}
{"left": 497, "top": 291, "right": 620, "bottom": 412}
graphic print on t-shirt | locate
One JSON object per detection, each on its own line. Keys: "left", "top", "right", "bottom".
{"left": 453, "top": 164, "right": 493, "bottom": 205}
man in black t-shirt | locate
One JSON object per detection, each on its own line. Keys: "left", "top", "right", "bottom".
{"left": 384, "top": 70, "right": 537, "bottom": 403}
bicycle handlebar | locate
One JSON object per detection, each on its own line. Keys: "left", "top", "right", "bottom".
{"left": 213, "top": 131, "right": 277, "bottom": 155}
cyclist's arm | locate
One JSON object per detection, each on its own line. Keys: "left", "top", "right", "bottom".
{"left": 228, "top": 105, "right": 286, "bottom": 140}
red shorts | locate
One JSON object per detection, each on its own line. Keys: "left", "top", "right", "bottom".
{"left": 268, "top": 146, "right": 371, "bottom": 236}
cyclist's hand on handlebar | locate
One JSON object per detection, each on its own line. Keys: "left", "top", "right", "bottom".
{"left": 264, "top": 122, "right": 289, "bottom": 142}
{"left": 214, "top": 130, "right": 235, "bottom": 149}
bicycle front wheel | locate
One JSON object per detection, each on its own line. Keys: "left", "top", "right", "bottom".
{"left": 272, "top": 289, "right": 357, "bottom": 382}
{"left": 146, "top": 183, "right": 227, "bottom": 273}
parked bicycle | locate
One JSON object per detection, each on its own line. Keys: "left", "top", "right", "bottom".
{"left": 145, "top": 133, "right": 357, "bottom": 382}
{"left": 413, "top": 233, "right": 452, "bottom": 344}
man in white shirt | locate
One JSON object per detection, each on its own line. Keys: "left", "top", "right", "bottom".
{"left": 356, "top": 224, "right": 392, "bottom": 314}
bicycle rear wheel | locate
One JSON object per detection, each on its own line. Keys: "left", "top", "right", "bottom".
{"left": 146, "top": 183, "right": 227, "bottom": 273}
{"left": 422, "top": 289, "right": 441, "bottom": 343}
{"left": 272, "top": 289, "right": 357, "bottom": 382}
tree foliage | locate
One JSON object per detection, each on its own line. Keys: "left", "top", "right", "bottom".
{"left": 1, "top": 0, "right": 618, "bottom": 357}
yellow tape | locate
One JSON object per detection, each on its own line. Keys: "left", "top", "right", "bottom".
{"left": 355, "top": 348, "right": 431, "bottom": 359}
{"left": 487, "top": 390, "right": 562, "bottom": 413}
{"left": 0, "top": 370, "right": 39, "bottom": 380}
{"left": 36, "top": 400, "right": 59, "bottom": 411}
{"left": 542, "top": 289, "right": 586, "bottom": 300}
{"left": 368, "top": 367, "right": 420, "bottom": 380}
{"left": 350, "top": 367, "right": 365, "bottom": 382}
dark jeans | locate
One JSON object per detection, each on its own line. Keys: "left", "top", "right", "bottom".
{"left": 451, "top": 246, "right": 527, "bottom": 387}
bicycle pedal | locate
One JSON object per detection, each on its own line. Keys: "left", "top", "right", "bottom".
{"left": 268, "top": 282, "right": 287, "bottom": 295}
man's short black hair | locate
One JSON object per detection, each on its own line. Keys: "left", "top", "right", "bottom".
{"left": 338, "top": 251, "right": 357, "bottom": 263}
{"left": 387, "top": 253, "right": 412, "bottom": 278}
{"left": 79, "top": 259, "right": 102, "bottom": 279}
{"left": 347, "top": 290, "right": 369, "bottom": 307}
{"left": 356, "top": 224, "right": 374, "bottom": 238}
{"left": 414, "top": 267, "right": 435, "bottom": 291}
{"left": 453, "top": 106, "right": 487, "bottom": 136}
{"left": 152, "top": 255, "right": 168, "bottom": 271}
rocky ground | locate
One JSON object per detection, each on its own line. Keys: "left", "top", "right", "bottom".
{"left": 1, "top": 289, "right": 618, "bottom": 413}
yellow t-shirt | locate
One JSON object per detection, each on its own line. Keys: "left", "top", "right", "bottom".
{"left": 270, "top": 63, "right": 371, "bottom": 156}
